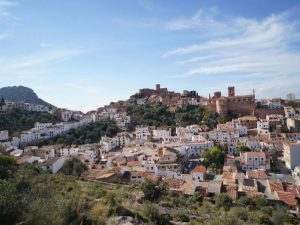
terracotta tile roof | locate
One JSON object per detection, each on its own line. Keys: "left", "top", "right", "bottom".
{"left": 246, "top": 170, "right": 267, "bottom": 179}
{"left": 192, "top": 165, "right": 206, "bottom": 173}
{"left": 16, "top": 155, "right": 31, "bottom": 164}
{"left": 96, "top": 172, "right": 116, "bottom": 180}
{"left": 268, "top": 180, "right": 284, "bottom": 192}
{"left": 283, "top": 183, "right": 297, "bottom": 195}
{"left": 238, "top": 116, "right": 257, "bottom": 121}
{"left": 143, "top": 172, "right": 159, "bottom": 182}
{"left": 163, "top": 178, "right": 184, "bottom": 190}
{"left": 127, "top": 161, "right": 142, "bottom": 167}
{"left": 246, "top": 191, "right": 264, "bottom": 198}
{"left": 241, "top": 151, "right": 266, "bottom": 158}
{"left": 276, "top": 191, "right": 297, "bottom": 207}
{"left": 222, "top": 172, "right": 235, "bottom": 184}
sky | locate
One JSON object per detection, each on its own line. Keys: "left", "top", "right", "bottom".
{"left": 0, "top": 0, "right": 300, "bottom": 112}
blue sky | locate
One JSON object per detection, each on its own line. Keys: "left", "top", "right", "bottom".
{"left": 0, "top": 0, "right": 300, "bottom": 112}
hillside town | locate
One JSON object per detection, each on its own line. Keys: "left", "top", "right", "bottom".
{"left": 1, "top": 85, "right": 300, "bottom": 217}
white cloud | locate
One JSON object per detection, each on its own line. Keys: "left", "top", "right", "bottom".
{"left": 0, "top": 45, "right": 88, "bottom": 70}
{"left": 65, "top": 82, "right": 100, "bottom": 95}
{"left": 162, "top": 7, "right": 300, "bottom": 86}
{"left": 165, "top": 8, "right": 228, "bottom": 32}
{"left": 0, "top": 0, "right": 16, "bottom": 18}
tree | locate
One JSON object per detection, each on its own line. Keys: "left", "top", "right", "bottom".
{"left": 235, "top": 145, "right": 251, "bottom": 156}
{"left": 270, "top": 206, "right": 291, "bottom": 225}
{"left": 0, "top": 180, "right": 21, "bottom": 225}
{"left": 61, "top": 157, "right": 88, "bottom": 178}
{"left": 228, "top": 207, "right": 249, "bottom": 221}
{"left": 141, "top": 179, "right": 167, "bottom": 202}
{"left": 202, "top": 147, "right": 225, "bottom": 171}
{"left": 0, "top": 97, "right": 6, "bottom": 110}
{"left": 253, "top": 197, "right": 268, "bottom": 208}
{"left": 215, "top": 193, "right": 232, "bottom": 210}
{"left": 0, "top": 156, "right": 17, "bottom": 179}
{"left": 236, "top": 196, "right": 253, "bottom": 206}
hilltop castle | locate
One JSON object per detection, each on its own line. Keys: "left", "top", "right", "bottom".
{"left": 208, "top": 86, "right": 255, "bottom": 116}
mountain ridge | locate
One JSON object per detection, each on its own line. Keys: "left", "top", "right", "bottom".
{"left": 0, "top": 86, "right": 54, "bottom": 107}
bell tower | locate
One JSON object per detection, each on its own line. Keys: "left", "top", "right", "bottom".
{"left": 228, "top": 86, "right": 235, "bottom": 97}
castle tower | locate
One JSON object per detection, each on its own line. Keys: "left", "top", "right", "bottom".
{"left": 214, "top": 91, "right": 221, "bottom": 99}
{"left": 156, "top": 84, "right": 161, "bottom": 91}
{"left": 228, "top": 86, "right": 235, "bottom": 97}
{"left": 216, "top": 98, "right": 228, "bottom": 116}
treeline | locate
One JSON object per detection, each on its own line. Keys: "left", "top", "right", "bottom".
{"left": 29, "top": 121, "right": 119, "bottom": 147}
{"left": 127, "top": 104, "right": 228, "bottom": 130}
{"left": 0, "top": 109, "right": 61, "bottom": 135}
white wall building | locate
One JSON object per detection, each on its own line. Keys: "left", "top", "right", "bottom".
{"left": 241, "top": 151, "right": 266, "bottom": 171}
{"left": 180, "top": 141, "right": 214, "bottom": 157}
{"left": 0, "top": 130, "right": 9, "bottom": 141}
{"left": 135, "top": 126, "right": 152, "bottom": 141}
{"left": 152, "top": 128, "right": 171, "bottom": 140}
{"left": 283, "top": 141, "right": 300, "bottom": 170}
{"left": 257, "top": 119, "right": 269, "bottom": 135}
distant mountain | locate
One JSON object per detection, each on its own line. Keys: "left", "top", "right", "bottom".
{"left": 0, "top": 86, "right": 54, "bottom": 107}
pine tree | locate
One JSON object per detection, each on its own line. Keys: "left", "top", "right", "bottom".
{"left": 0, "top": 97, "right": 6, "bottom": 110}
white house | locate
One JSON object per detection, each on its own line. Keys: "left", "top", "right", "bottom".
{"left": 267, "top": 98, "right": 282, "bottom": 109}
{"left": 114, "top": 114, "right": 131, "bottom": 128}
{"left": 61, "top": 110, "right": 73, "bottom": 122}
{"left": 283, "top": 141, "right": 300, "bottom": 170}
{"left": 284, "top": 107, "right": 296, "bottom": 119}
{"left": 240, "top": 151, "right": 266, "bottom": 171}
{"left": 246, "top": 138, "right": 262, "bottom": 151}
{"left": 0, "top": 130, "right": 9, "bottom": 141}
{"left": 191, "top": 165, "right": 206, "bottom": 183}
{"left": 152, "top": 128, "right": 171, "bottom": 140}
{"left": 257, "top": 119, "right": 269, "bottom": 135}
{"left": 135, "top": 126, "right": 152, "bottom": 141}
{"left": 100, "top": 136, "right": 118, "bottom": 152}
{"left": 180, "top": 141, "right": 214, "bottom": 157}
{"left": 41, "top": 157, "right": 68, "bottom": 174}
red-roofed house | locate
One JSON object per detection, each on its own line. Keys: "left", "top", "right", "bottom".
{"left": 191, "top": 166, "right": 206, "bottom": 182}
{"left": 246, "top": 170, "right": 267, "bottom": 180}
{"left": 276, "top": 191, "right": 297, "bottom": 208}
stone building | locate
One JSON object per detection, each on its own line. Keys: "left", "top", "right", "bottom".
{"left": 208, "top": 86, "right": 255, "bottom": 116}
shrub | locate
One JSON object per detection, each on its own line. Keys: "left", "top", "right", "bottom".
{"left": 215, "top": 193, "right": 232, "bottom": 210}
{"left": 173, "top": 212, "right": 190, "bottom": 222}
{"left": 141, "top": 179, "right": 167, "bottom": 202}
{"left": 228, "top": 207, "right": 249, "bottom": 221}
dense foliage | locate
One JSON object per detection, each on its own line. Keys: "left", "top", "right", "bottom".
{"left": 62, "top": 157, "right": 88, "bottom": 178}
{"left": 202, "top": 147, "right": 225, "bottom": 171}
{"left": 127, "top": 104, "right": 228, "bottom": 130}
{"left": 235, "top": 145, "right": 252, "bottom": 156}
{"left": 0, "top": 109, "right": 61, "bottom": 135}
{"left": 141, "top": 179, "right": 167, "bottom": 202}
{"left": 29, "top": 121, "right": 120, "bottom": 147}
